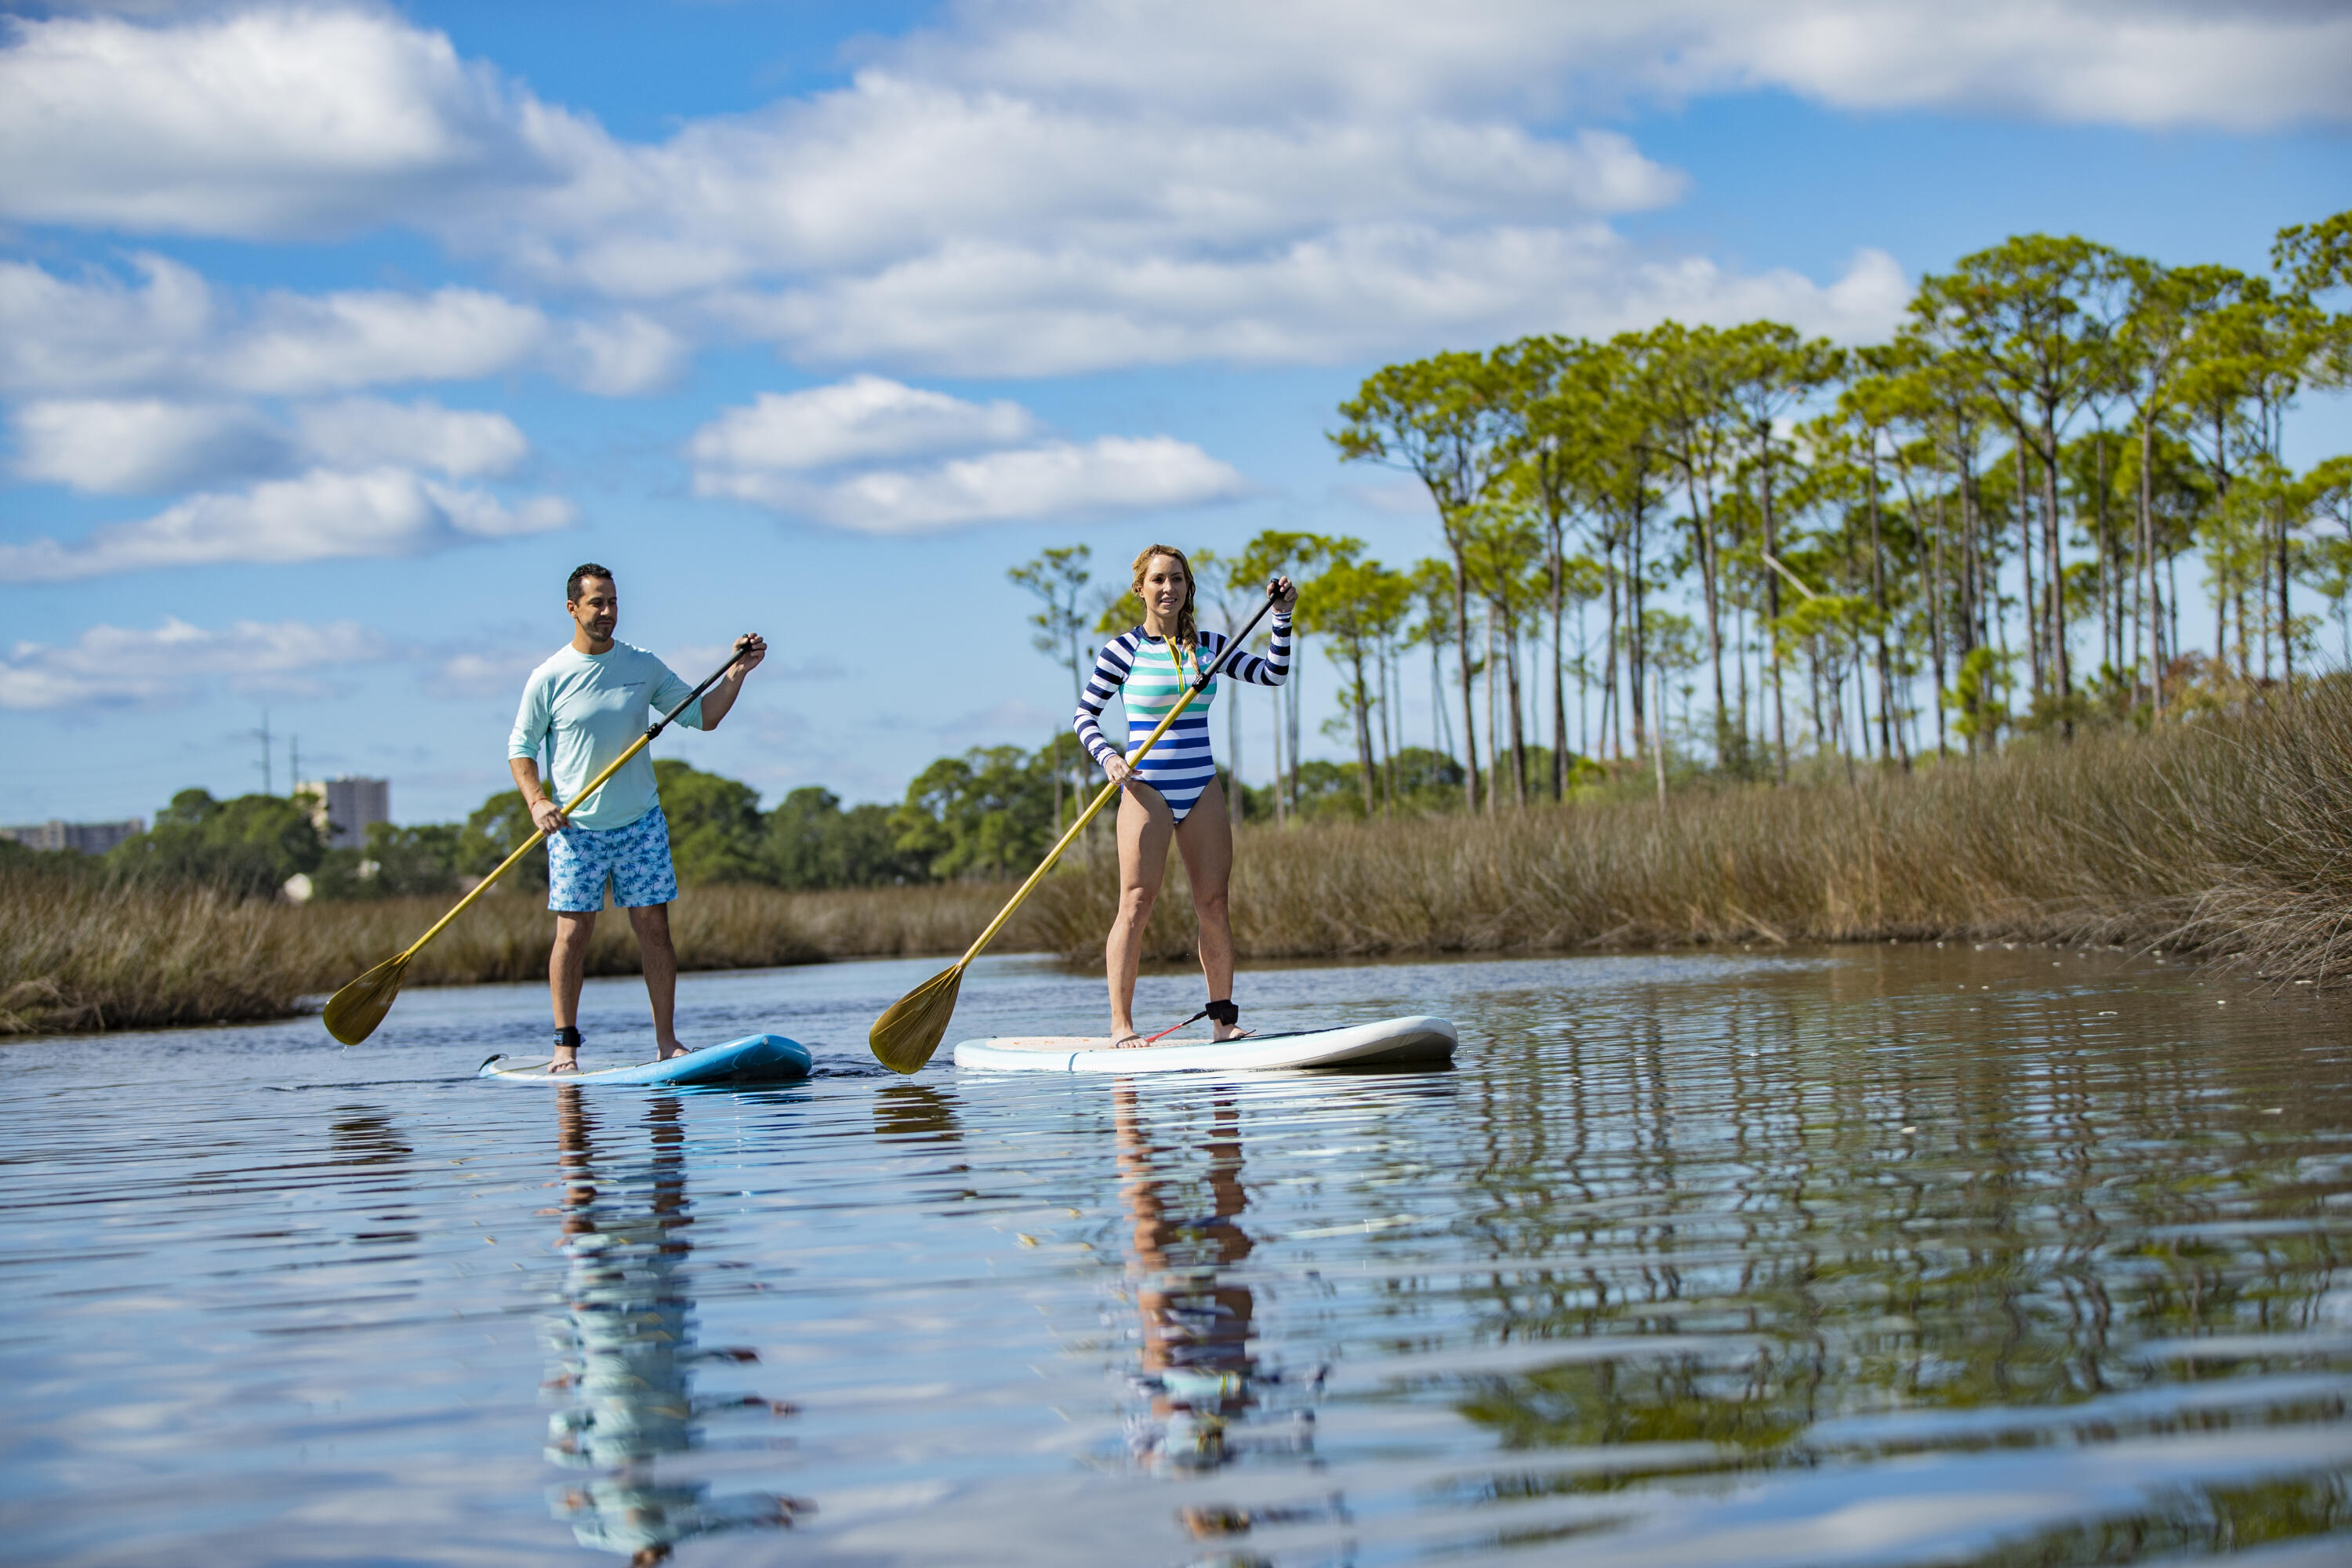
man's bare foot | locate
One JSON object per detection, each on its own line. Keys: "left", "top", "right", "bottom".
{"left": 1211, "top": 1023, "right": 1251, "bottom": 1042}
{"left": 548, "top": 1053, "right": 580, "bottom": 1074}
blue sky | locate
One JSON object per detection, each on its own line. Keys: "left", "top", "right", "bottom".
{"left": 2, "top": 0, "right": 2347, "bottom": 827}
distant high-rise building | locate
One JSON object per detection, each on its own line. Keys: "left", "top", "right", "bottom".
{"left": 0, "top": 818, "right": 145, "bottom": 855}
{"left": 299, "top": 777, "right": 390, "bottom": 850}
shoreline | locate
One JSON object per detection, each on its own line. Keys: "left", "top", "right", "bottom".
{"left": 4, "top": 933, "right": 2155, "bottom": 1044}
{"left": 0, "top": 880, "right": 1018, "bottom": 1036}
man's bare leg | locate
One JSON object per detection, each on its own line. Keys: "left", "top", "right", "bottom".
{"left": 628, "top": 902, "right": 686, "bottom": 1058}
{"left": 1172, "top": 778, "right": 1242, "bottom": 1040}
{"left": 1107, "top": 785, "right": 1174, "bottom": 1047}
{"left": 550, "top": 910, "right": 597, "bottom": 1072}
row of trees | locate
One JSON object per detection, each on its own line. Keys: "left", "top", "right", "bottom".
{"left": 997, "top": 215, "right": 2351, "bottom": 823}
{"left": 1313, "top": 212, "right": 2352, "bottom": 811}
{"left": 48, "top": 745, "right": 1276, "bottom": 898}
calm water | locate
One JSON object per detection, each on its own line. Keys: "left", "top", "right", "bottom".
{"left": 4, "top": 945, "right": 2350, "bottom": 1567}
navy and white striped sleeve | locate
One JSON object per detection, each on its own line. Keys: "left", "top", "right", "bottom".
{"left": 1215, "top": 613, "right": 1293, "bottom": 688}
{"left": 1073, "top": 633, "right": 1137, "bottom": 764}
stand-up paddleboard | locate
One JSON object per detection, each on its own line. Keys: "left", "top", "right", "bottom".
{"left": 477, "top": 1032, "right": 812, "bottom": 1086}
{"left": 953, "top": 1014, "right": 1455, "bottom": 1074}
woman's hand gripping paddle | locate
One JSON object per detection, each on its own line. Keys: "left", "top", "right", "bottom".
{"left": 321, "top": 642, "right": 759, "bottom": 1045}
{"left": 869, "top": 583, "right": 1287, "bottom": 1074}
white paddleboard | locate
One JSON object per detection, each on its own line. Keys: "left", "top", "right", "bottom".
{"left": 477, "top": 1032, "right": 813, "bottom": 1086}
{"left": 953, "top": 1014, "right": 1456, "bottom": 1073}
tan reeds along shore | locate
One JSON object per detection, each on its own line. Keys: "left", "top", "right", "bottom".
{"left": 1027, "top": 682, "right": 2352, "bottom": 981}
{"left": 11, "top": 682, "right": 2352, "bottom": 1036}
{"left": 0, "top": 881, "right": 1013, "bottom": 1036}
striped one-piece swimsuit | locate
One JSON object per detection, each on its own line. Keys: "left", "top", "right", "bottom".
{"left": 1074, "top": 617, "right": 1292, "bottom": 823}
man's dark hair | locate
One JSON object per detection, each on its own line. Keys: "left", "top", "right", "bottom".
{"left": 566, "top": 562, "right": 614, "bottom": 604}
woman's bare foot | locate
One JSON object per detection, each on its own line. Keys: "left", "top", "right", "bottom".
{"left": 656, "top": 1040, "right": 690, "bottom": 1061}
{"left": 1110, "top": 1033, "right": 1147, "bottom": 1050}
{"left": 547, "top": 1053, "right": 580, "bottom": 1074}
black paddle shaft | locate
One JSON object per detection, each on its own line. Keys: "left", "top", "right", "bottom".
{"left": 648, "top": 638, "right": 760, "bottom": 740}
{"left": 1191, "top": 582, "right": 1287, "bottom": 692}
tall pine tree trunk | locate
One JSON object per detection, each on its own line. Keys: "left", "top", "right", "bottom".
{"left": 2041, "top": 412, "right": 2071, "bottom": 731}
{"left": 1504, "top": 612, "right": 1527, "bottom": 806}
{"left": 1762, "top": 467, "right": 1788, "bottom": 781}
{"left": 1446, "top": 532, "right": 1482, "bottom": 814}
{"left": 2017, "top": 437, "right": 2042, "bottom": 702}
{"left": 1548, "top": 515, "right": 1567, "bottom": 799}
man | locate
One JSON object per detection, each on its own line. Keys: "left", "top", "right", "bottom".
{"left": 509, "top": 563, "right": 765, "bottom": 1072}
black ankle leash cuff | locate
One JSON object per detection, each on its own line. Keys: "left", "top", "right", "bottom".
{"left": 554, "top": 1025, "right": 583, "bottom": 1050}
{"left": 1205, "top": 1000, "right": 1240, "bottom": 1026}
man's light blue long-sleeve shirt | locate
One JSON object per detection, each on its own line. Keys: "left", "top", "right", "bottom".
{"left": 508, "top": 642, "right": 704, "bottom": 832}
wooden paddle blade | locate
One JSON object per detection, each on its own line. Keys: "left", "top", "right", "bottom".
{"left": 322, "top": 953, "right": 409, "bottom": 1045}
{"left": 869, "top": 964, "right": 964, "bottom": 1075}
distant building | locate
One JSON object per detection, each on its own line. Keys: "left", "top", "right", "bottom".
{"left": 300, "top": 777, "right": 390, "bottom": 850}
{"left": 0, "top": 818, "right": 145, "bottom": 855}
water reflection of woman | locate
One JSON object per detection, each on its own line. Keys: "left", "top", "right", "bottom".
{"left": 543, "top": 1088, "right": 808, "bottom": 1565}
{"left": 1116, "top": 1086, "right": 1318, "bottom": 1475}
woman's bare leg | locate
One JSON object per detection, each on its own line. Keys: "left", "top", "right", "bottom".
{"left": 1172, "top": 776, "right": 1242, "bottom": 1039}
{"left": 1108, "top": 783, "right": 1174, "bottom": 1044}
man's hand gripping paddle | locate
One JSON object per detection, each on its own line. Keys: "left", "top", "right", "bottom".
{"left": 867, "top": 582, "right": 1287, "bottom": 1074}
{"left": 321, "top": 642, "right": 758, "bottom": 1046}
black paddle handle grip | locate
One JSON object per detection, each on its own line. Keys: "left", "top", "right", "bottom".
{"left": 647, "top": 637, "right": 760, "bottom": 739}
{"left": 1192, "top": 581, "right": 1287, "bottom": 692}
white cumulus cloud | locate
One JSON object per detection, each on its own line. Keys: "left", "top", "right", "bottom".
{"left": 0, "top": 2, "right": 2341, "bottom": 388}
{"left": 0, "top": 254, "right": 676, "bottom": 400}
{"left": 0, "top": 468, "right": 573, "bottom": 583}
{"left": 292, "top": 399, "right": 528, "bottom": 479}
{"left": 687, "top": 379, "right": 1250, "bottom": 533}
{"left": 802, "top": 438, "right": 1251, "bottom": 533}
{"left": 0, "top": 5, "right": 573, "bottom": 240}
{"left": 13, "top": 398, "right": 291, "bottom": 494}
{"left": 723, "top": 232, "right": 1913, "bottom": 376}
{"left": 699, "top": 435, "right": 1251, "bottom": 535}
{"left": 0, "top": 616, "right": 390, "bottom": 710}
{"left": 686, "top": 376, "right": 1038, "bottom": 472}
{"left": 217, "top": 284, "right": 548, "bottom": 394}
{"left": 903, "top": 0, "right": 2352, "bottom": 131}
{"left": 15, "top": 394, "right": 529, "bottom": 495}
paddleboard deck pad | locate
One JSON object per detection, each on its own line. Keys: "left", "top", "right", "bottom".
{"left": 477, "top": 1033, "right": 812, "bottom": 1086}
{"left": 953, "top": 1014, "right": 1455, "bottom": 1073}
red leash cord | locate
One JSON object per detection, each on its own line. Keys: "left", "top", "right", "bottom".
{"left": 1143, "top": 1007, "right": 1208, "bottom": 1044}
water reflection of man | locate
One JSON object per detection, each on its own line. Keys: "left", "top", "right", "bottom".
{"left": 1116, "top": 1087, "right": 1319, "bottom": 1476}
{"left": 543, "top": 1088, "right": 809, "bottom": 1566}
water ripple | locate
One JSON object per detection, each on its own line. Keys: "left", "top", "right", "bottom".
{"left": 2, "top": 945, "right": 2348, "bottom": 1564}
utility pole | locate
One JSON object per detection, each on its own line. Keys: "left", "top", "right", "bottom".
{"left": 289, "top": 736, "right": 300, "bottom": 800}
{"left": 256, "top": 710, "right": 273, "bottom": 795}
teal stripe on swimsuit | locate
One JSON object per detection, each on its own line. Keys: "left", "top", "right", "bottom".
{"left": 1073, "top": 617, "right": 1292, "bottom": 824}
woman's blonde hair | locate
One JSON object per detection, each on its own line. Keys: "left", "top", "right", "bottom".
{"left": 1130, "top": 543, "right": 1198, "bottom": 651}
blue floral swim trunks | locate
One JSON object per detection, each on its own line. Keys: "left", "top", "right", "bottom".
{"left": 546, "top": 804, "right": 679, "bottom": 912}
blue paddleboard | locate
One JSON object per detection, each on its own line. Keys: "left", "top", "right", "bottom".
{"left": 476, "top": 1032, "right": 813, "bottom": 1086}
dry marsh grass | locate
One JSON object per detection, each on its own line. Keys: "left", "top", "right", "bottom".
{"left": 17, "top": 681, "right": 2352, "bottom": 1036}
{"left": 1025, "top": 680, "right": 2352, "bottom": 983}
{"left": 1, "top": 879, "right": 1013, "bottom": 1036}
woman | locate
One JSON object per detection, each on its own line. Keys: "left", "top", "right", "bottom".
{"left": 1074, "top": 545, "right": 1296, "bottom": 1047}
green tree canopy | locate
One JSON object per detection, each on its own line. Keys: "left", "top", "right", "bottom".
{"left": 107, "top": 789, "right": 326, "bottom": 898}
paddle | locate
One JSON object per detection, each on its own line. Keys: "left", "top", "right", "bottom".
{"left": 321, "top": 642, "right": 757, "bottom": 1045}
{"left": 869, "top": 581, "right": 1287, "bottom": 1075}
